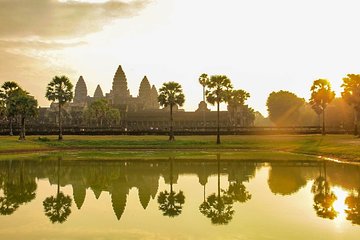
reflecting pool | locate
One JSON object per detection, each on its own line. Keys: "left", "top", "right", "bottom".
{"left": 0, "top": 155, "right": 359, "bottom": 239}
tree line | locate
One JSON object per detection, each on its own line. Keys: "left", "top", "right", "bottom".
{"left": 266, "top": 75, "right": 360, "bottom": 136}
{"left": 1, "top": 73, "right": 359, "bottom": 141}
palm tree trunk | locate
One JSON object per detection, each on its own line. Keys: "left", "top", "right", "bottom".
{"left": 203, "top": 86, "right": 205, "bottom": 102}
{"left": 322, "top": 109, "right": 325, "bottom": 135}
{"left": 19, "top": 116, "right": 25, "bottom": 140}
{"left": 58, "top": 104, "right": 63, "bottom": 141}
{"left": 354, "top": 110, "right": 358, "bottom": 136}
{"left": 203, "top": 185, "right": 206, "bottom": 202}
{"left": 170, "top": 158, "right": 173, "bottom": 193}
{"left": 57, "top": 157, "right": 60, "bottom": 196}
{"left": 169, "top": 104, "right": 174, "bottom": 141}
{"left": 217, "top": 101, "right": 220, "bottom": 144}
{"left": 9, "top": 117, "right": 13, "bottom": 136}
{"left": 217, "top": 154, "right": 220, "bottom": 197}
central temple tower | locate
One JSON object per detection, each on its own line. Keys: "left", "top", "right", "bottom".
{"left": 112, "top": 65, "right": 130, "bottom": 106}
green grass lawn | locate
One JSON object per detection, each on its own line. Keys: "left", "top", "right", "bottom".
{"left": 0, "top": 134, "right": 359, "bottom": 162}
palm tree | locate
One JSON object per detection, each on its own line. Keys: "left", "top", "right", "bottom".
{"left": 205, "top": 75, "right": 233, "bottom": 144}
{"left": 158, "top": 82, "right": 185, "bottom": 141}
{"left": 309, "top": 79, "right": 335, "bottom": 135}
{"left": 157, "top": 158, "right": 185, "bottom": 217}
{"left": 199, "top": 154, "right": 234, "bottom": 224}
{"left": 43, "top": 157, "right": 72, "bottom": 224}
{"left": 198, "top": 73, "right": 209, "bottom": 102}
{"left": 341, "top": 74, "right": 360, "bottom": 136}
{"left": 46, "top": 76, "right": 74, "bottom": 140}
{"left": 0, "top": 81, "right": 22, "bottom": 135}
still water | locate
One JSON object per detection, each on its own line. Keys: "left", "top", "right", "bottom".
{"left": 0, "top": 155, "right": 359, "bottom": 240}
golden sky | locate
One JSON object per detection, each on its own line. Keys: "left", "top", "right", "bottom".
{"left": 1, "top": 0, "right": 360, "bottom": 115}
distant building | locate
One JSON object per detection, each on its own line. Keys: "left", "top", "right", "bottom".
{"left": 33, "top": 65, "right": 255, "bottom": 132}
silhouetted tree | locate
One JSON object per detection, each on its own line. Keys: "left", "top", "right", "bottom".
{"left": 311, "top": 162, "right": 337, "bottom": 220}
{"left": 84, "top": 98, "right": 120, "bottom": 127}
{"left": 345, "top": 189, "right": 360, "bottom": 225}
{"left": 157, "top": 158, "right": 185, "bottom": 217}
{"left": 205, "top": 75, "right": 233, "bottom": 144}
{"left": 0, "top": 81, "right": 22, "bottom": 135}
{"left": 46, "top": 76, "right": 73, "bottom": 140}
{"left": 266, "top": 90, "right": 304, "bottom": 126}
{"left": 227, "top": 89, "right": 251, "bottom": 127}
{"left": 158, "top": 82, "right": 185, "bottom": 141}
{"left": 7, "top": 89, "right": 38, "bottom": 140}
{"left": 341, "top": 74, "right": 360, "bottom": 135}
{"left": 199, "top": 154, "right": 234, "bottom": 224}
{"left": 43, "top": 158, "right": 72, "bottom": 223}
{"left": 309, "top": 79, "right": 335, "bottom": 135}
{"left": 198, "top": 73, "right": 209, "bottom": 102}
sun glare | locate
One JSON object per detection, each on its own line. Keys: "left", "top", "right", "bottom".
{"left": 332, "top": 187, "right": 349, "bottom": 227}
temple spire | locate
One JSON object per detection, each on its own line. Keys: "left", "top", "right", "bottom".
{"left": 112, "top": 65, "right": 130, "bottom": 105}
{"left": 94, "top": 84, "right": 104, "bottom": 99}
{"left": 73, "top": 76, "right": 87, "bottom": 104}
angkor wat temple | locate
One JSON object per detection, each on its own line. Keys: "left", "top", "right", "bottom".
{"left": 35, "top": 65, "right": 255, "bottom": 132}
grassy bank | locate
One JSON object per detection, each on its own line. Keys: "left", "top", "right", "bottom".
{"left": 0, "top": 134, "right": 359, "bottom": 161}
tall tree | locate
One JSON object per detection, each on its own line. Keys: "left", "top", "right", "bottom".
{"left": 227, "top": 89, "right": 250, "bottom": 127}
{"left": 266, "top": 90, "right": 304, "bottom": 126}
{"left": 198, "top": 73, "right": 209, "bottom": 102}
{"left": 341, "top": 74, "right": 360, "bottom": 136}
{"left": 158, "top": 82, "right": 185, "bottom": 141}
{"left": 8, "top": 89, "right": 38, "bottom": 140}
{"left": 309, "top": 79, "right": 335, "bottom": 135}
{"left": 205, "top": 75, "right": 233, "bottom": 144}
{"left": 46, "top": 76, "right": 73, "bottom": 140}
{"left": 0, "top": 81, "right": 22, "bottom": 135}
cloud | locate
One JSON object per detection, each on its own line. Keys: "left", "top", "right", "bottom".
{"left": 0, "top": 39, "right": 85, "bottom": 50}
{"left": 0, "top": 0, "right": 150, "bottom": 39}
{"left": 0, "top": 0, "right": 152, "bottom": 106}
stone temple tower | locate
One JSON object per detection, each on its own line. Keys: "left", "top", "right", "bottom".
{"left": 93, "top": 84, "right": 104, "bottom": 99}
{"left": 112, "top": 65, "right": 130, "bottom": 106}
{"left": 139, "top": 76, "right": 151, "bottom": 99}
{"left": 150, "top": 85, "right": 160, "bottom": 109}
{"left": 73, "top": 76, "right": 88, "bottom": 104}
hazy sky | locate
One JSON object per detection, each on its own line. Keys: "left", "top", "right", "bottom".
{"left": 1, "top": 0, "right": 360, "bottom": 115}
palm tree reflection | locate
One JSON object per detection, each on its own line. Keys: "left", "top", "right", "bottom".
{"left": 43, "top": 157, "right": 72, "bottom": 224}
{"left": 157, "top": 157, "right": 185, "bottom": 217}
{"left": 311, "top": 162, "right": 337, "bottom": 219}
{"left": 345, "top": 189, "right": 360, "bottom": 225}
{"left": 199, "top": 154, "right": 234, "bottom": 225}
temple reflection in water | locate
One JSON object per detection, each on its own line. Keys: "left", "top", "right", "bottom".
{"left": 0, "top": 157, "right": 359, "bottom": 227}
